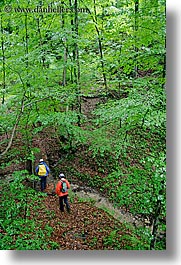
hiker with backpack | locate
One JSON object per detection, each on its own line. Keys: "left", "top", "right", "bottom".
{"left": 35, "top": 158, "right": 50, "bottom": 191}
{"left": 55, "top": 173, "right": 71, "bottom": 213}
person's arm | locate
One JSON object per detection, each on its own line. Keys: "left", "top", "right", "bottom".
{"left": 46, "top": 167, "right": 50, "bottom": 174}
{"left": 44, "top": 163, "right": 50, "bottom": 174}
{"left": 35, "top": 166, "right": 39, "bottom": 174}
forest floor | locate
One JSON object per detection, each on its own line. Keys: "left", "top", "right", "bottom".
{"left": 33, "top": 175, "right": 146, "bottom": 250}
{"left": 0, "top": 96, "right": 151, "bottom": 249}
{"left": 39, "top": 183, "right": 138, "bottom": 250}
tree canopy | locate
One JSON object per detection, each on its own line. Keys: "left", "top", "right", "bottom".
{"left": 0, "top": 0, "right": 166, "bottom": 250}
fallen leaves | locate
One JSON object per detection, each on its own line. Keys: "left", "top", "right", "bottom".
{"left": 36, "top": 184, "right": 128, "bottom": 250}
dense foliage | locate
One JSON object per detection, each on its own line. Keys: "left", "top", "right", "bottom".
{"left": 0, "top": 171, "right": 58, "bottom": 250}
{"left": 0, "top": 0, "right": 166, "bottom": 250}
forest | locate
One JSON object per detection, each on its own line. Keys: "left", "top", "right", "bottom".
{"left": 0, "top": 0, "right": 166, "bottom": 250}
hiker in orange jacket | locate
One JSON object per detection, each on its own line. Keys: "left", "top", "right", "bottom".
{"left": 55, "top": 173, "right": 71, "bottom": 213}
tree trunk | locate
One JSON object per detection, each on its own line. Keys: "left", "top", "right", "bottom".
{"left": 162, "top": 5, "right": 166, "bottom": 86}
{"left": 62, "top": 38, "right": 67, "bottom": 86}
{"left": 150, "top": 199, "right": 162, "bottom": 249}
{"left": 36, "top": 17, "right": 46, "bottom": 67}
{"left": 0, "top": 94, "right": 26, "bottom": 158}
{"left": 61, "top": 1, "right": 67, "bottom": 86}
{"left": 134, "top": 0, "right": 139, "bottom": 78}
{"left": 24, "top": 14, "right": 29, "bottom": 70}
{"left": 1, "top": 15, "right": 6, "bottom": 104}
{"left": 73, "top": 0, "right": 81, "bottom": 126}
{"left": 93, "top": 0, "right": 108, "bottom": 93}
{"left": 150, "top": 180, "right": 165, "bottom": 249}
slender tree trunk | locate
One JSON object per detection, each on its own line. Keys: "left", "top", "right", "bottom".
{"left": 74, "top": 0, "right": 81, "bottom": 126}
{"left": 162, "top": 5, "right": 166, "bottom": 86}
{"left": 62, "top": 38, "right": 67, "bottom": 86}
{"left": 69, "top": 0, "right": 75, "bottom": 84}
{"left": 93, "top": 0, "right": 108, "bottom": 92}
{"left": 150, "top": 180, "right": 165, "bottom": 249}
{"left": 74, "top": 1, "right": 80, "bottom": 85}
{"left": 36, "top": 17, "right": 46, "bottom": 67}
{"left": 134, "top": 0, "right": 139, "bottom": 78}
{"left": 25, "top": 14, "right": 29, "bottom": 70}
{"left": 150, "top": 199, "right": 162, "bottom": 249}
{"left": 1, "top": 15, "right": 6, "bottom": 104}
{"left": 24, "top": 13, "right": 32, "bottom": 99}
{"left": 61, "top": 1, "right": 67, "bottom": 86}
{"left": 68, "top": 0, "right": 81, "bottom": 125}
{"left": 24, "top": 192, "right": 28, "bottom": 220}
{"left": 24, "top": 14, "right": 34, "bottom": 164}
{"left": 0, "top": 93, "right": 26, "bottom": 158}
{"left": 25, "top": 111, "right": 33, "bottom": 174}
{"left": 117, "top": 46, "right": 122, "bottom": 96}
{"left": 70, "top": 0, "right": 80, "bottom": 85}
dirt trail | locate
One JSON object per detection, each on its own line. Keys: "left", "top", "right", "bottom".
{"left": 41, "top": 180, "right": 150, "bottom": 250}
{"left": 42, "top": 190, "right": 129, "bottom": 250}
{"left": 43, "top": 174, "right": 146, "bottom": 228}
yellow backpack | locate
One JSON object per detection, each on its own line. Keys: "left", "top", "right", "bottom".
{"left": 38, "top": 164, "right": 46, "bottom": 176}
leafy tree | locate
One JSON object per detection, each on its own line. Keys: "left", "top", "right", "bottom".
{"left": 0, "top": 0, "right": 166, "bottom": 250}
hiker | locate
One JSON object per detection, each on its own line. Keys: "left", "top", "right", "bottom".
{"left": 55, "top": 173, "right": 71, "bottom": 213}
{"left": 35, "top": 158, "right": 50, "bottom": 191}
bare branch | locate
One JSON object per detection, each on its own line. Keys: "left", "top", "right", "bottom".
{"left": 0, "top": 93, "right": 26, "bottom": 158}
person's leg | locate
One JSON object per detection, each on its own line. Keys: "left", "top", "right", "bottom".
{"left": 59, "top": 196, "right": 64, "bottom": 212}
{"left": 43, "top": 176, "right": 47, "bottom": 190}
{"left": 63, "top": 195, "right": 70, "bottom": 212}
{"left": 40, "top": 177, "right": 44, "bottom": 191}
{"left": 40, "top": 177, "right": 46, "bottom": 191}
